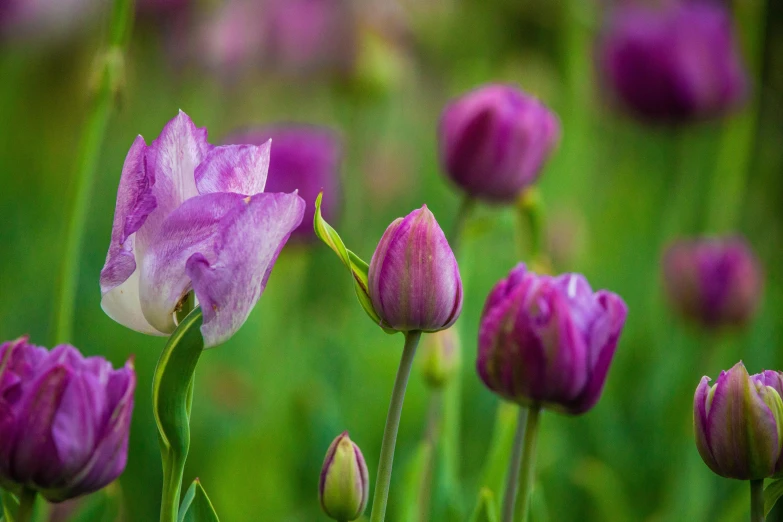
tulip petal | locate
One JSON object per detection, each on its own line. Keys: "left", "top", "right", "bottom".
{"left": 135, "top": 111, "right": 211, "bottom": 258}
{"left": 139, "top": 191, "right": 305, "bottom": 346}
{"left": 100, "top": 270, "right": 165, "bottom": 336}
{"left": 694, "top": 376, "right": 720, "bottom": 474}
{"left": 195, "top": 142, "right": 270, "bottom": 196}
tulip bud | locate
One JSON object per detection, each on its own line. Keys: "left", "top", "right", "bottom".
{"left": 420, "top": 328, "right": 461, "bottom": 389}
{"left": 694, "top": 362, "right": 783, "bottom": 480}
{"left": 319, "top": 432, "right": 369, "bottom": 521}
{"left": 599, "top": 2, "right": 747, "bottom": 123}
{"left": 0, "top": 337, "right": 136, "bottom": 502}
{"left": 662, "top": 237, "right": 762, "bottom": 329}
{"left": 368, "top": 205, "right": 463, "bottom": 332}
{"left": 477, "top": 264, "right": 627, "bottom": 415}
{"left": 438, "top": 84, "right": 560, "bottom": 203}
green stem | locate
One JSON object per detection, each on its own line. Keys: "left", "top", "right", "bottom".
{"left": 448, "top": 196, "right": 475, "bottom": 252}
{"left": 52, "top": 0, "right": 135, "bottom": 344}
{"left": 500, "top": 407, "right": 528, "bottom": 522}
{"left": 417, "top": 393, "right": 441, "bottom": 521}
{"left": 514, "top": 406, "right": 541, "bottom": 522}
{"left": 16, "top": 488, "right": 36, "bottom": 522}
{"left": 516, "top": 189, "right": 546, "bottom": 266}
{"left": 751, "top": 479, "right": 764, "bottom": 522}
{"left": 370, "top": 330, "right": 422, "bottom": 522}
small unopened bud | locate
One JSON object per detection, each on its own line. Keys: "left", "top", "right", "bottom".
{"left": 319, "top": 432, "right": 369, "bottom": 521}
{"left": 420, "top": 328, "right": 461, "bottom": 389}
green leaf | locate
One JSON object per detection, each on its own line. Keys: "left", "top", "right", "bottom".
{"left": 468, "top": 488, "right": 498, "bottom": 522}
{"left": 400, "top": 441, "right": 434, "bottom": 522}
{"left": 178, "top": 480, "right": 220, "bottom": 522}
{"left": 153, "top": 307, "right": 205, "bottom": 522}
{"left": 765, "top": 477, "right": 783, "bottom": 515}
{"left": 1, "top": 490, "right": 18, "bottom": 522}
{"left": 313, "top": 193, "right": 395, "bottom": 334}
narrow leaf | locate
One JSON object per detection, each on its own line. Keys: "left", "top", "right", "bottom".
{"left": 400, "top": 441, "right": 434, "bottom": 522}
{"left": 468, "top": 488, "right": 499, "bottom": 522}
{"left": 178, "top": 480, "right": 220, "bottom": 522}
{"left": 313, "top": 193, "right": 395, "bottom": 333}
{"left": 1, "top": 490, "right": 17, "bottom": 522}
{"left": 765, "top": 477, "right": 783, "bottom": 515}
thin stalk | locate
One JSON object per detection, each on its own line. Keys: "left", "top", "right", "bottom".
{"left": 52, "top": 0, "right": 135, "bottom": 344}
{"left": 448, "top": 195, "right": 475, "bottom": 252}
{"left": 370, "top": 330, "right": 422, "bottom": 522}
{"left": 417, "top": 393, "right": 442, "bottom": 521}
{"left": 514, "top": 406, "right": 542, "bottom": 522}
{"left": 750, "top": 479, "right": 764, "bottom": 522}
{"left": 16, "top": 488, "right": 36, "bottom": 522}
{"left": 501, "top": 407, "right": 528, "bottom": 522}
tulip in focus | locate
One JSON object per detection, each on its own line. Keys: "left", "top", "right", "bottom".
{"left": 420, "top": 328, "right": 461, "bottom": 389}
{"left": 368, "top": 205, "right": 463, "bottom": 332}
{"left": 319, "top": 432, "right": 369, "bottom": 521}
{"left": 0, "top": 337, "right": 135, "bottom": 502}
{"left": 438, "top": 84, "right": 560, "bottom": 203}
{"left": 599, "top": 1, "right": 747, "bottom": 123}
{"left": 100, "top": 111, "right": 305, "bottom": 347}
{"left": 224, "top": 125, "right": 342, "bottom": 242}
{"left": 477, "top": 263, "right": 627, "bottom": 414}
{"left": 662, "top": 236, "right": 762, "bottom": 329}
{"left": 694, "top": 362, "right": 783, "bottom": 480}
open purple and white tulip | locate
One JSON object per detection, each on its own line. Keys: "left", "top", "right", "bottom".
{"left": 319, "top": 432, "right": 368, "bottom": 522}
{"left": 368, "top": 206, "right": 463, "bottom": 333}
{"left": 0, "top": 337, "right": 135, "bottom": 502}
{"left": 100, "top": 111, "right": 305, "bottom": 348}
{"left": 477, "top": 263, "right": 627, "bottom": 415}
{"left": 694, "top": 362, "right": 783, "bottom": 480}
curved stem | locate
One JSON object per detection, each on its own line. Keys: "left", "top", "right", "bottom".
{"left": 500, "top": 407, "right": 528, "bottom": 522}
{"left": 447, "top": 196, "right": 475, "bottom": 252}
{"left": 52, "top": 0, "right": 135, "bottom": 344}
{"left": 750, "top": 479, "right": 764, "bottom": 522}
{"left": 16, "top": 488, "right": 36, "bottom": 522}
{"left": 370, "top": 330, "right": 422, "bottom": 522}
{"left": 514, "top": 406, "right": 541, "bottom": 522}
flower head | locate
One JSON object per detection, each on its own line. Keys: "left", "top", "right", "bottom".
{"left": 368, "top": 206, "right": 463, "bottom": 332}
{"left": 599, "top": 1, "right": 747, "bottom": 123}
{"left": 0, "top": 337, "right": 135, "bottom": 502}
{"left": 477, "top": 264, "right": 627, "bottom": 414}
{"left": 694, "top": 362, "right": 783, "bottom": 480}
{"left": 438, "top": 84, "right": 560, "bottom": 203}
{"left": 224, "top": 125, "right": 341, "bottom": 242}
{"left": 662, "top": 236, "right": 762, "bottom": 329}
{"left": 420, "top": 328, "right": 461, "bottom": 389}
{"left": 319, "top": 432, "right": 368, "bottom": 521}
{"left": 100, "top": 111, "right": 305, "bottom": 347}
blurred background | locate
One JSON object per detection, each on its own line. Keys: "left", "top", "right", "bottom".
{"left": 1, "top": 0, "right": 782, "bottom": 520}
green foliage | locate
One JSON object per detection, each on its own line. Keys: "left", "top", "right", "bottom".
{"left": 178, "top": 480, "right": 220, "bottom": 522}
{"left": 468, "top": 488, "right": 498, "bottom": 522}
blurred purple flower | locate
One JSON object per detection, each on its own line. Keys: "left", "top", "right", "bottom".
{"left": 477, "top": 264, "right": 627, "bottom": 415}
{"left": 438, "top": 84, "right": 560, "bottom": 203}
{"left": 136, "top": 0, "right": 190, "bottom": 15}
{"left": 0, "top": 0, "right": 99, "bottom": 42}
{"left": 198, "top": 0, "right": 265, "bottom": 75}
{"left": 599, "top": 1, "right": 747, "bottom": 123}
{"left": 263, "top": 0, "right": 357, "bottom": 77}
{"left": 694, "top": 362, "right": 783, "bottom": 480}
{"left": 0, "top": 337, "right": 135, "bottom": 502}
{"left": 662, "top": 236, "right": 762, "bottom": 329}
{"left": 99, "top": 111, "right": 305, "bottom": 348}
{"left": 368, "top": 206, "right": 462, "bottom": 332}
{"left": 319, "top": 432, "right": 368, "bottom": 521}
{"left": 224, "top": 125, "right": 342, "bottom": 242}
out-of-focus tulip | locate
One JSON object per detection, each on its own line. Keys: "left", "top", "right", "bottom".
{"left": 477, "top": 264, "right": 627, "bottom": 415}
{"left": 224, "top": 125, "right": 341, "bottom": 242}
{"left": 662, "top": 237, "right": 762, "bottom": 329}
{"left": 319, "top": 432, "right": 368, "bottom": 521}
{"left": 99, "top": 111, "right": 305, "bottom": 347}
{"left": 599, "top": 1, "right": 747, "bottom": 123}
{"left": 420, "top": 328, "right": 461, "bottom": 389}
{"left": 694, "top": 362, "right": 783, "bottom": 480}
{"left": 438, "top": 84, "right": 560, "bottom": 203}
{"left": 0, "top": 337, "right": 135, "bottom": 502}
{"left": 0, "top": 0, "right": 99, "bottom": 42}
{"left": 368, "top": 206, "right": 463, "bottom": 332}
{"left": 198, "top": 1, "right": 264, "bottom": 75}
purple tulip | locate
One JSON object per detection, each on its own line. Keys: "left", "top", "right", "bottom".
{"left": 0, "top": 337, "right": 135, "bottom": 502}
{"left": 599, "top": 1, "right": 747, "bottom": 123}
{"left": 438, "top": 84, "right": 560, "bottom": 203}
{"left": 368, "top": 206, "right": 463, "bottom": 332}
{"left": 100, "top": 111, "right": 305, "bottom": 348}
{"left": 477, "top": 264, "right": 627, "bottom": 415}
{"left": 662, "top": 237, "right": 762, "bottom": 329}
{"left": 198, "top": 1, "right": 265, "bottom": 75}
{"left": 319, "top": 432, "right": 368, "bottom": 521}
{"left": 223, "top": 125, "right": 341, "bottom": 242}
{"left": 694, "top": 362, "right": 783, "bottom": 480}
